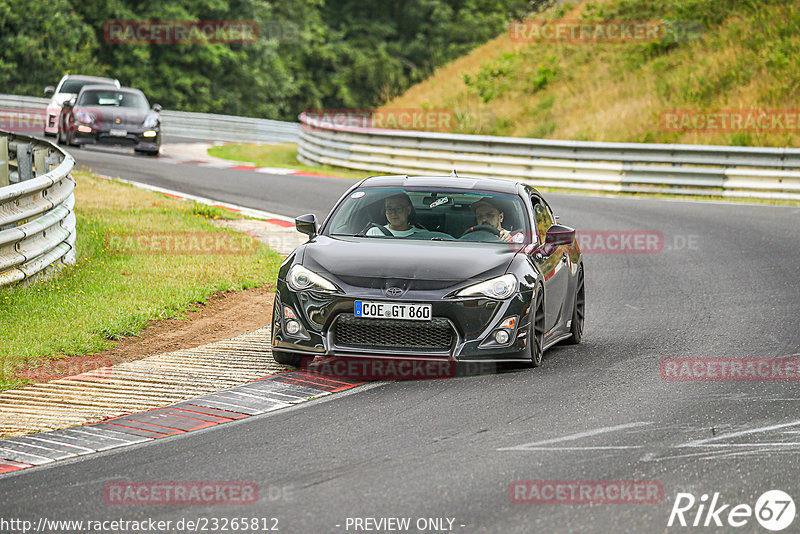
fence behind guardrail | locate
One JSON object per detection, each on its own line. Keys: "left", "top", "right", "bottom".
{"left": 0, "top": 130, "right": 76, "bottom": 287}
{"left": 297, "top": 113, "right": 800, "bottom": 201}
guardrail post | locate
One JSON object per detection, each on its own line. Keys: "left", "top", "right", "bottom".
{"left": 14, "top": 142, "right": 33, "bottom": 183}
{"left": 33, "top": 148, "right": 47, "bottom": 177}
{"left": 0, "top": 136, "right": 8, "bottom": 187}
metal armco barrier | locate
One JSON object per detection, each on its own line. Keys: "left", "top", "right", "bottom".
{"left": 297, "top": 112, "right": 800, "bottom": 201}
{"left": 0, "top": 131, "right": 76, "bottom": 287}
{"left": 0, "top": 94, "right": 299, "bottom": 144}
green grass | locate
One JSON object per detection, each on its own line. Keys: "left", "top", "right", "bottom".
{"left": 0, "top": 172, "right": 283, "bottom": 391}
{"left": 207, "top": 142, "right": 372, "bottom": 180}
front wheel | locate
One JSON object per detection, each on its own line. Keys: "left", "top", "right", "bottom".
{"left": 271, "top": 349, "right": 304, "bottom": 367}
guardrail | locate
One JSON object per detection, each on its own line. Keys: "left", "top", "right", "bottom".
{"left": 297, "top": 113, "right": 800, "bottom": 201}
{"left": 0, "top": 131, "right": 76, "bottom": 287}
{"left": 0, "top": 94, "right": 299, "bottom": 144}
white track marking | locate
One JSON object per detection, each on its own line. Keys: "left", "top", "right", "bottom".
{"left": 678, "top": 419, "right": 800, "bottom": 448}
{"left": 497, "top": 422, "right": 652, "bottom": 451}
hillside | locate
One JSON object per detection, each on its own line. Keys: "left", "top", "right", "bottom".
{"left": 382, "top": 0, "right": 800, "bottom": 147}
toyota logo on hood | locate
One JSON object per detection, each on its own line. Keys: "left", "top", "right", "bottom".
{"left": 385, "top": 287, "right": 403, "bottom": 298}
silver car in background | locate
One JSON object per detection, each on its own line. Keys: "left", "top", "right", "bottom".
{"left": 43, "top": 75, "right": 120, "bottom": 137}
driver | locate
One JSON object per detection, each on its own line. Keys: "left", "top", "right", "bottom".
{"left": 367, "top": 193, "right": 423, "bottom": 237}
{"left": 470, "top": 197, "right": 512, "bottom": 242}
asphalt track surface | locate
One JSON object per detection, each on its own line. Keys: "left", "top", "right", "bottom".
{"left": 2, "top": 142, "right": 799, "bottom": 533}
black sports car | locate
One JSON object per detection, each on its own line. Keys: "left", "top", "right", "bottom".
{"left": 58, "top": 85, "right": 162, "bottom": 155}
{"left": 271, "top": 174, "right": 584, "bottom": 374}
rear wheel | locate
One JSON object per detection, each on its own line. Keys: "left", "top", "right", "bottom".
{"left": 528, "top": 288, "right": 545, "bottom": 367}
{"left": 563, "top": 266, "right": 585, "bottom": 345}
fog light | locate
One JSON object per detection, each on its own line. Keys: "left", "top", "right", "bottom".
{"left": 285, "top": 320, "right": 301, "bottom": 335}
{"left": 77, "top": 125, "right": 92, "bottom": 133}
{"left": 494, "top": 330, "right": 510, "bottom": 344}
{"left": 143, "top": 130, "right": 157, "bottom": 137}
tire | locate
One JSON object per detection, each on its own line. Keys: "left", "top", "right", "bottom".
{"left": 528, "top": 287, "right": 545, "bottom": 367}
{"left": 271, "top": 349, "right": 304, "bottom": 367}
{"left": 563, "top": 266, "right": 585, "bottom": 345}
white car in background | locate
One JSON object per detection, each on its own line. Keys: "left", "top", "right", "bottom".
{"left": 43, "top": 75, "right": 120, "bottom": 137}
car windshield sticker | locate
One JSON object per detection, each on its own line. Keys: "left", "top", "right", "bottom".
{"left": 351, "top": 191, "right": 366, "bottom": 199}
{"left": 429, "top": 196, "right": 449, "bottom": 208}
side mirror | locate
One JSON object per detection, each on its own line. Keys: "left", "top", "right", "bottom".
{"left": 295, "top": 213, "right": 317, "bottom": 238}
{"left": 535, "top": 224, "right": 575, "bottom": 255}
{"left": 44, "top": 86, "right": 55, "bottom": 97}
{"left": 152, "top": 104, "right": 162, "bottom": 112}
{"left": 544, "top": 224, "right": 575, "bottom": 247}
{"left": 62, "top": 99, "right": 75, "bottom": 109}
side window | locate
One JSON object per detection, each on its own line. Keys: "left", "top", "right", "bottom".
{"left": 531, "top": 197, "right": 554, "bottom": 242}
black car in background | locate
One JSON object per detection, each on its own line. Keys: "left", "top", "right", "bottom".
{"left": 58, "top": 85, "right": 162, "bottom": 155}
{"left": 271, "top": 175, "right": 585, "bottom": 372}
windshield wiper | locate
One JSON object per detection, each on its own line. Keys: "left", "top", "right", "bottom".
{"left": 430, "top": 237, "right": 457, "bottom": 241}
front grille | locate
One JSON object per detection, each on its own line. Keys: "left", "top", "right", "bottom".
{"left": 333, "top": 313, "right": 454, "bottom": 351}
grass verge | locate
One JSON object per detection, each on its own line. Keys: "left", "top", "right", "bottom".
{"left": 0, "top": 171, "right": 283, "bottom": 391}
{"left": 207, "top": 142, "right": 370, "bottom": 180}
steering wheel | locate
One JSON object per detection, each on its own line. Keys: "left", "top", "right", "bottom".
{"left": 361, "top": 222, "right": 394, "bottom": 237}
{"left": 461, "top": 224, "right": 501, "bottom": 238}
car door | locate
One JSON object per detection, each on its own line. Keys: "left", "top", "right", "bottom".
{"left": 529, "top": 194, "right": 570, "bottom": 332}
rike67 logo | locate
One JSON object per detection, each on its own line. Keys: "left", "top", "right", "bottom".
{"left": 668, "top": 490, "right": 796, "bottom": 531}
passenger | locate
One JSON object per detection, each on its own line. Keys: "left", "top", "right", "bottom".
{"left": 367, "top": 193, "right": 423, "bottom": 237}
{"left": 470, "top": 197, "right": 512, "bottom": 242}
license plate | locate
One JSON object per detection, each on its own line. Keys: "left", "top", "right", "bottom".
{"left": 355, "top": 301, "right": 431, "bottom": 321}
{"left": 109, "top": 129, "right": 127, "bottom": 137}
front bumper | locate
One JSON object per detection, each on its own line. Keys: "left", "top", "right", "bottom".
{"left": 272, "top": 283, "right": 534, "bottom": 364}
{"left": 74, "top": 127, "right": 160, "bottom": 151}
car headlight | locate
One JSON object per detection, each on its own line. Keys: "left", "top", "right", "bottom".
{"left": 74, "top": 111, "right": 96, "bottom": 125}
{"left": 142, "top": 115, "right": 159, "bottom": 128}
{"left": 287, "top": 265, "right": 337, "bottom": 292}
{"left": 456, "top": 274, "right": 517, "bottom": 299}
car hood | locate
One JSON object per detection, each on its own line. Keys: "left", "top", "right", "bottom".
{"left": 301, "top": 235, "right": 516, "bottom": 282}
{"left": 77, "top": 106, "right": 151, "bottom": 128}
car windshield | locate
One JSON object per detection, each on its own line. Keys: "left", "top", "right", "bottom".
{"left": 325, "top": 187, "right": 529, "bottom": 244}
{"left": 59, "top": 80, "right": 115, "bottom": 94}
{"left": 77, "top": 90, "right": 148, "bottom": 109}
